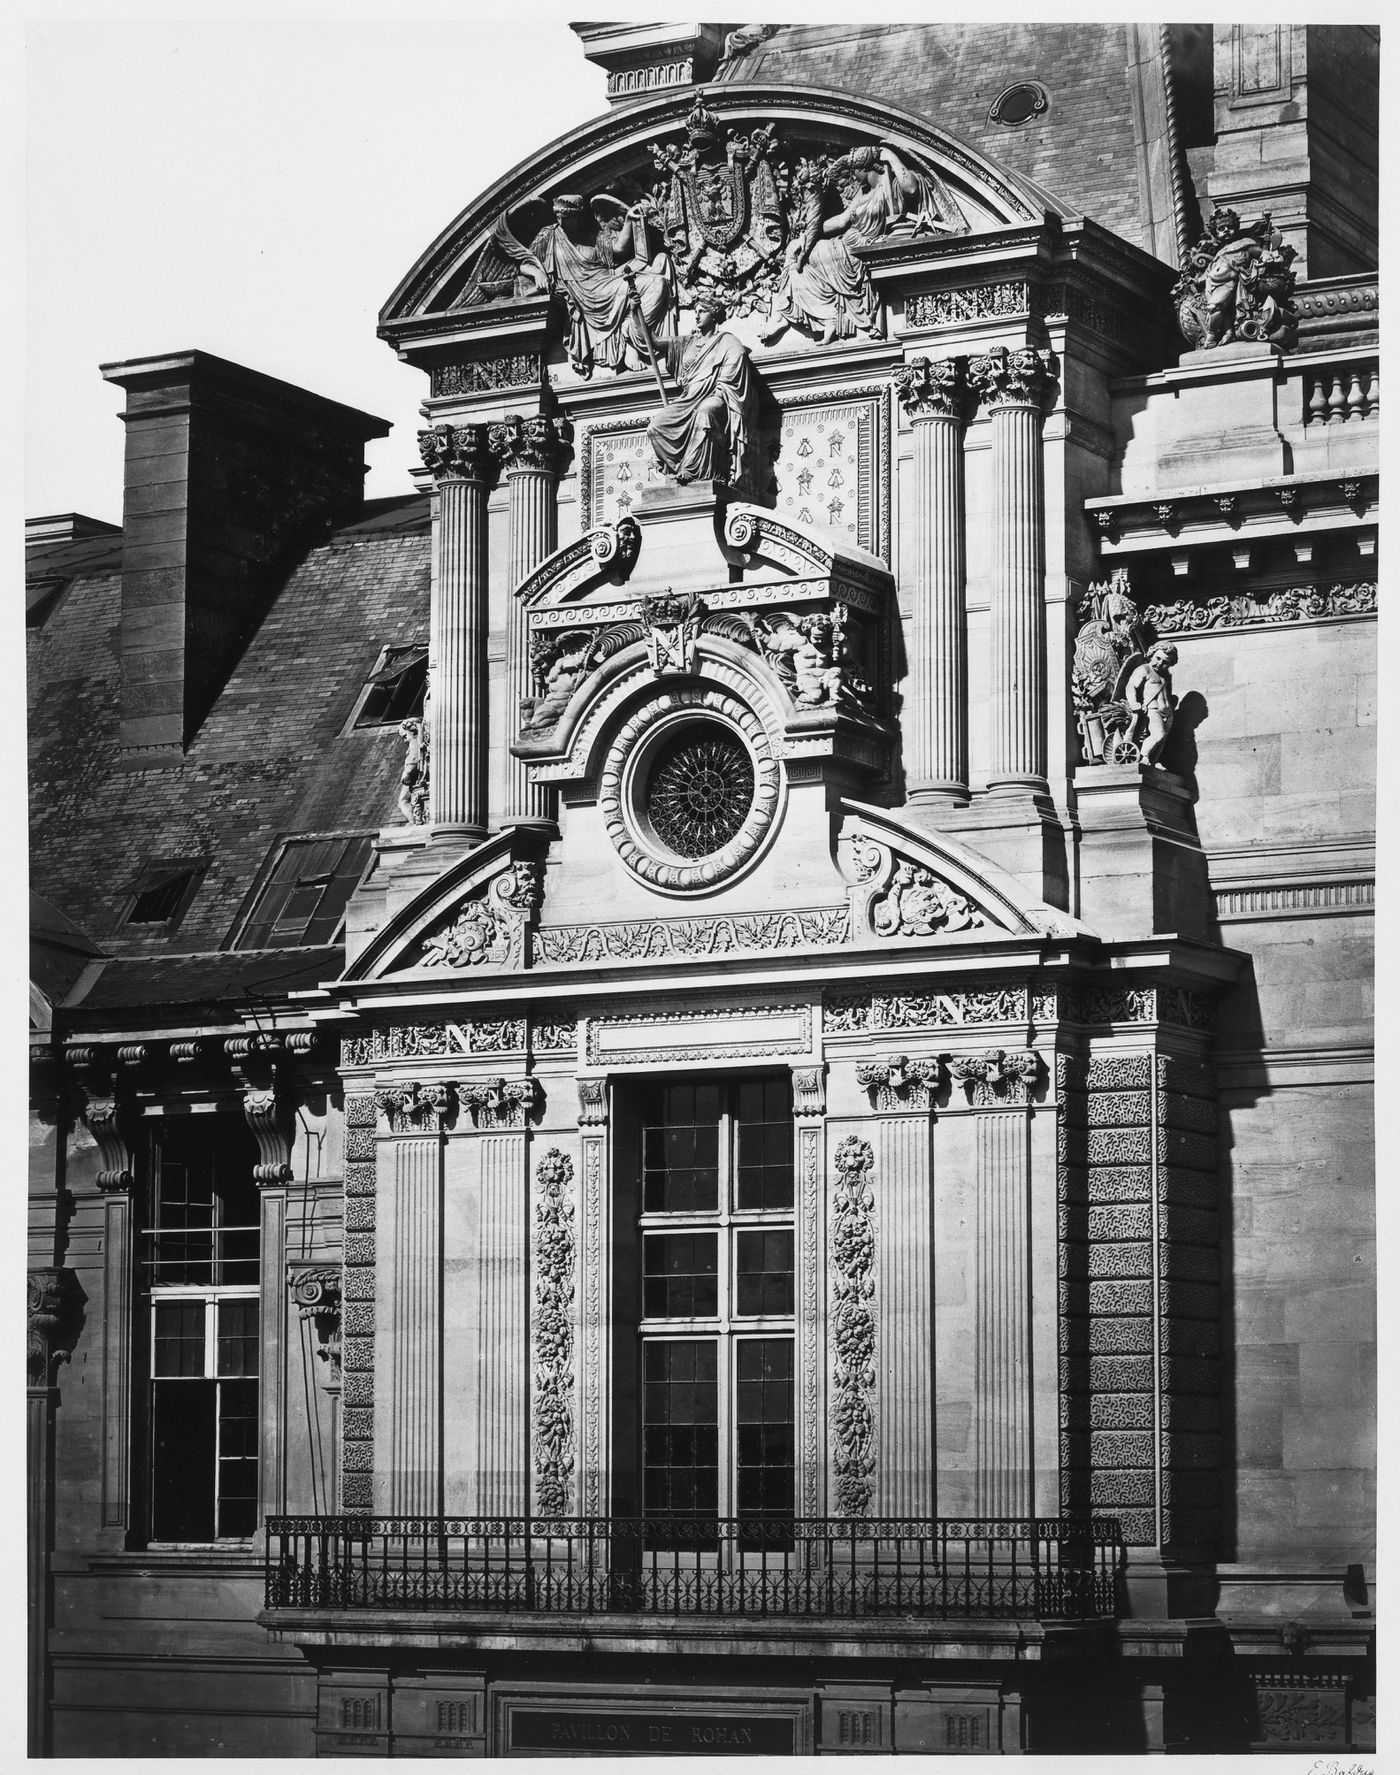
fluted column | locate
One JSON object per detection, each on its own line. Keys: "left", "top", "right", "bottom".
{"left": 490, "top": 412, "right": 574, "bottom": 826}
{"left": 968, "top": 347, "right": 1057, "bottom": 792}
{"left": 419, "top": 423, "right": 495, "bottom": 836}
{"left": 893, "top": 356, "right": 970, "bottom": 804}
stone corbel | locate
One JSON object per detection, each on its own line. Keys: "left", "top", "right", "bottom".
{"left": 856, "top": 1053, "right": 942, "bottom": 1110}
{"left": 27, "top": 1266, "right": 85, "bottom": 1389}
{"left": 67, "top": 1047, "right": 136, "bottom": 1192}
{"left": 458, "top": 1076, "right": 542, "bottom": 1129}
{"left": 288, "top": 1263, "right": 342, "bottom": 1380}
{"left": 791, "top": 1065, "right": 826, "bottom": 1120}
{"left": 375, "top": 1081, "right": 453, "bottom": 1134}
{"left": 589, "top": 514, "right": 641, "bottom": 581}
{"left": 242, "top": 1086, "right": 297, "bottom": 1185}
{"left": 947, "top": 1048, "right": 1043, "bottom": 1107}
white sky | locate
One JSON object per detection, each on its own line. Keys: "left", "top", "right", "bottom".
{"left": 25, "top": 16, "right": 604, "bottom": 523}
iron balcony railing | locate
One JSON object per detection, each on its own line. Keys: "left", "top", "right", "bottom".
{"left": 264, "top": 1515, "right": 1124, "bottom": 1621}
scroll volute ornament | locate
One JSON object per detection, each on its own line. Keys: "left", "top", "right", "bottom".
{"left": 67, "top": 1047, "right": 134, "bottom": 1192}
{"left": 226, "top": 1035, "right": 296, "bottom": 1185}
{"left": 289, "top": 1266, "right": 342, "bottom": 1377}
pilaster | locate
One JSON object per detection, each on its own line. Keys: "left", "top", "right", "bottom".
{"left": 420, "top": 423, "right": 495, "bottom": 836}
{"left": 893, "top": 356, "right": 970, "bottom": 808}
{"left": 791, "top": 1065, "right": 827, "bottom": 1519}
{"left": 576, "top": 1076, "right": 610, "bottom": 1518}
{"left": 492, "top": 411, "right": 574, "bottom": 828}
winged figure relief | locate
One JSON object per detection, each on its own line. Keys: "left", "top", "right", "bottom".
{"left": 454, "top": 192, "right": 678, "bottom": 379}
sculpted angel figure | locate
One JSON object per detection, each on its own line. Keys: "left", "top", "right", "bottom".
{"left": 762, "top": 143, "right": 964, "bottom": 345}
{"left": 397, "top": 713, "right": 429, "bottom": 825}
{"left": 1174, "top": 207, "right": 1298, "bottom": 349}
{"left": 1122, "top": 642, "right": 1178, "bottom": 767}
{"left": 748, "top": 608, "right": 844, "bottom": 706}
{"left": 646, "top": 296, "right": 757, "bottom": 487}
{"left": 485, "top": 192, "right": 677, "bottom": 377}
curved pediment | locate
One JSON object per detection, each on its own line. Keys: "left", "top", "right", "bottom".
{"left": 381, "top": 83, "right": 1071, "bottom": 327}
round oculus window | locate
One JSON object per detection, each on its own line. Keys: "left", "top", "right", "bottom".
{"left": 989, "top": 82, "right": 1049, "bottom": 126}
{"left": 643, "top": 722, "right": 756, "bottom": 860}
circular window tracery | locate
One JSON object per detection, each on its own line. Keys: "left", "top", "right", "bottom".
{"left": 599, "top": 687, "right": 782, "bottom": 893}
{"left": 644, "top": 723, "right": 755, "bottom": 860}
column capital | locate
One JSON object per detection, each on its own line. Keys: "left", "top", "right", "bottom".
{"left": 418, "top": 421, "right": 496, "bottom": 483}
{"left": 892, "top": 355, "right": 968, "bottom": 421}
{"left": 489, "top": 411, "right": 575, "bottom": 476}
{"left": 967, "top": 345, "right": 1058, "bottom": 411}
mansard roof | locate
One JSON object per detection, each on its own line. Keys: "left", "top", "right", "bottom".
{"left": 26, "top": 495, "right": 431, "bottom": 1022}
{"left": 380, "top": 81, "right": 1074, "bottom": 329}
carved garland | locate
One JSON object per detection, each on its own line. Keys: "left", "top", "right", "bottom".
{"left": 532, "top": 1149, "right": 577, "bottom": 1516}
{"left": 829, "top": 1135, "right": 877, "bottom": 1517}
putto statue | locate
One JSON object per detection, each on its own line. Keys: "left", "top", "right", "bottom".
{"left": 645, "top": 296, "right": 757, "bottom": 487}
{"left": 397, "top": 715, "right": 430, "bottom": 824}
{"left": 1173, "top": 207, "right": 1299, "bottom": 351}
{"left": 1072, "top": 570, "right": 1181, "bottom": 767}
{"left": 761, "top": 144, "right": 964, "bottom": 346}
{"left": 747, "top": 605, "right": 869, "bottom": 709}
{"left": 481, "top": 193, "right": 677, "bottom": 378}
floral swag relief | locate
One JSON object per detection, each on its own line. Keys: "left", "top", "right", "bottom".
{"left": 830, "top": 1135, "right": 876, "bottom": 1517}
{"left": 532, "top": 1149, "right": 576, "bottom": 1516}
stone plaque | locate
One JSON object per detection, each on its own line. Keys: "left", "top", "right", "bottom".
{"left": 509, "top": 1708, "right": 796, "bottom": 1755}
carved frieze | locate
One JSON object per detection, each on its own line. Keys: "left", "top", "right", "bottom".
{"left": 905, "top": 282, "right": 1029, "bottom": 329}
{"left": 532, "top": 1149, "right": 577, "bottom": 1516}
{"left": 532, "top": 1015, "right": 577, "bottom": 1055}
{"left": 827, "top": 986, "right": 1028, "bottom": 1032}
{"left": 429, "top": 355, "right": 541, "bottom": 399}
{"left": 27, "top": 1266, "right": 83, "bottom": 1388}
{"left": 947, "top": 1048, "right": 1042, "bottom": 1107}
{"left": 830, "top": 1135, "right": 876, "bottom": 1517}
{"left": 537, "top": 907, "right": 850, "bottom": 966}
{"left": 1143, "top": 582, "right": 1376, "bottom": 635}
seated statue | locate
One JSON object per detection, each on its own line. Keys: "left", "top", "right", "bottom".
{"left": 646, "top": 297, "right": 756, "bottom": 488}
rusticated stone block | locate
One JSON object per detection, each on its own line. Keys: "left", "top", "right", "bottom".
{"left": 343, "top": 1301, "right": 374, "bottom": 1336}
{"left": 1158, "top": 1203, "right": 1219, "bottom": 1245}
{"left": 1160, "top": 1508, "right": 1220, "bottom": 1548}
{"left": 1090, "top": 1470, "right": 1154, "bottom": 1506}
{"left": 345, "top": 1094, "right": 378, "bottom": 1127}
{"left": 1089, "top": 1127, "right": 1151, "bottom": 1164}
{"left": 1158, "top": 1167, "right": 1218, "bottom": 1208}
{"left": 1090, "top": 1429, "right": 1154, "bottom": 1466}
{"left": 1089, "top": 1278, "right": 1153, "bottom": 1314}
{"left": 1161, "top": 1393, "right": 1220, "bottom": 1431}
{"left": 1114, "top": 1508, "right": 1156, "bottom": 1546}
{"left": 342, "top": 1371, "right": 373, "bottom": 1407}
{"left": 1088, "top": 1204, "right": 1152, "bottom": 1241}
{"left": 343, "top": 1231, "right": 376, "bottom": 1267}
{"left": 1160, "top": 1467, "right": 1219, "bottom": 1506}
{"left": 345, "top": 1127, "right": 376, "bottom": 1162}
{"left": 343, "top": 1267, "right": 375, "bottom": 1300}
{"left": 1086, "top": 1090, "right": 1152, "bottom": 1127}
{"left": 1160, "top": 1317, "right": 1220, "bottom": 1355}
{"left": 1160, "top": 1355, "right": 1219, "bottom": 1394}
{"left": 1157, "top": 1055, "right": 1213, "bottom": 1101}
{"left": 341, "top": 1473, "right": 372, "bottom": 1509}
{"left": 1089, "top": 1316, "right": 1153, "bottom": 1353}
{"left": 341, "top": 1336, "right": 374, "bottom": 1371}
{"left": 342, "top": 1407, "right": 373, "bottom": 1441}
{"left": 344, "top": 1195, "right": 376, "bottom": 1231}
{"left": 1160, "top": 1430, "right": 1222, "bottom": 1468}
{"left": 1090, "top": 1354, "right": 1154, "bottom": 1391}
{"left": 1160, "top": 1092, "right": 1218, "bottom": 1135}
{"left": 344, "top": 1161, "right": 377, "bottom": 1196}
{"left": 1059, "top": 1431, "right": 1090, "bottom": 1469}
{"left": 1060, "top": 1395, "right": 1091, "bottom": 1430}
{"left": 1158, "top": 1126, "right": 1216, "bottom": 1170}
{"left": 342, "top": 1440, "right": 373, "bottom": 1471}
{"left": 1087, "top": 1165, "right": 1151, "bottom": 1202}
{"left": 1059, "top": 1124, "right": 1089, "bottom": 1166}
{"left": 1159, "top": 1279, "right": 1219, "bottom": 1318}
{"left": 1086, "top": 1054, "right": 1152, "bottom": 1089}
{"left": 1091, "top": 1392, "right": 1154, "bottom": 1428}
{"left": 1088, "top": 1242, "right": 1153, "bottom": 1279}
{"left": 1160, "top": 1243, "right": 1220, "bottom": 1282}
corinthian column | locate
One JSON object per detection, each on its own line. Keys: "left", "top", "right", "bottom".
{"left": 967, "top": 347, "right": 1057, "bottom": 792}
{"left": 419, "top": 423, "right": 495, "bottom": 836}
{"left": 893, "top": 356, "right": 969, "bottom": 806}
{"left": 490, "top": 412, "right": 574, "bottom": 827}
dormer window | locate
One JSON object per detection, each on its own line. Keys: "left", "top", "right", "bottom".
{"left": 229, "top": 834, "right": 373, "bottom": 950}
{"left": 352, "top": 644, "right": 427, "bottom": 728}
{"left": 125, "top": 860, "right": 205, "bottom": 928}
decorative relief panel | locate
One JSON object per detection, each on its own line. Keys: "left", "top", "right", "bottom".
{"left": 585, "top": 1000, "right": 812, "bottom": 1067}
{"left": 531, "top": 1015, "right": 577, "bottom": 1054}
{"left": 856, "top": 1054, "right": 941, "bottom": 1111}
{"left": 375, "top": 1082, "right": 452, "bottom": 1133}
{"left": 532, "top": 1149, "right": 576, "bottom": 1516}
{"left": 826, "top": 986, "right": 1028, "bottom": 1032}
{"left": 342, "top": 1021, "right": 527, "bottom": 1066}
{"left": 848, "top": 833, "right": 989, "bottom": 940}
{"left": 797, "top": 1120, "right": 824, "bottom": 1517}
{"left": 904, "top": 281, "right": 1029, "bottom": 329}
{"left": 1143, "top": 582, "right": 1375, "bottom": 635}
{"left": 417, "top": 864, "right": 542, "bottom": 972}
{"left": 430, "top": 355, "right": 541, "bottom": 399}
{"left": 458, "top": 1078, "right": 542, "bottom": 1129}
{"left": 830, "top": 1135, "right": 876, "bottom": 1516}
{"left": 947, "top": 1048, "right": 1042, "bottom": 1107}
{"left": 537, "top": 907, "right": 849, "bottom": 965}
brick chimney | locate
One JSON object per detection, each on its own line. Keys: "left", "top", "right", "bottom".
{"left": 100, "top": 351, "right": 391, "bottom": 759}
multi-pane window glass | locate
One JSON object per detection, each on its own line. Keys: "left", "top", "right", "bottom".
{"left": 145, "top": 1116, "right": 260, "bottom": 1542}
{"left": 636, "top": 1076, "right": 795, "bottom": 1535}
{"left": 233, "top": 834, "right": 374, "bottom": 950}
{"left": 353, "top": 644, "right": 427, "bottom": 728}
